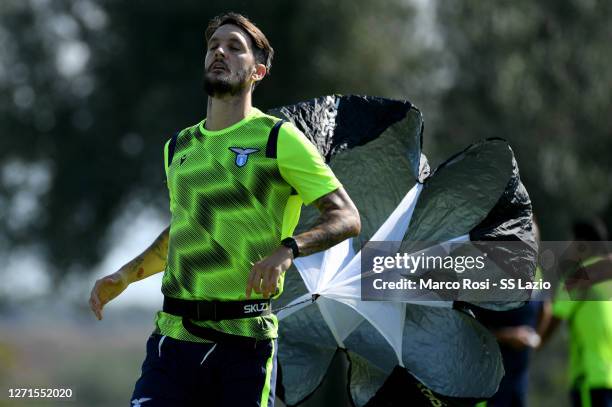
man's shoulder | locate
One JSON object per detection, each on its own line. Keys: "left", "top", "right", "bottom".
{"left": 248, "top": 109, "right": 313, "bottom": 153}
{"left": 177, "top": 121, "right": 204, "bottom": 138}
{"left": 163, "top": 121, "right": 203, "bottom": 146}
{"left": 248, "top": 108, "right": 285, "bottom": 129}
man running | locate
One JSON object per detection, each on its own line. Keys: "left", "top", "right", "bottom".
{"left": 89, "top": 12, "right": 360, "bottom": 407}
{"left": 540, "top": 219, "right": 612, "bottom": 407}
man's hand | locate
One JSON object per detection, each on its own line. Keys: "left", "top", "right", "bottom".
{"left": 244, "top": 187, "right": 360, "bottom": 300}
{"left": 88, "top": 225, "right": 169, "bottom": 320}
{"left": 246, "top": 246, "right": 293, "bottom": 299}
{"left": 495, "top": 326, "right": 541, "bottom": 350}
{"left": 89, "top": 271, "right": 129, "bottom": 320}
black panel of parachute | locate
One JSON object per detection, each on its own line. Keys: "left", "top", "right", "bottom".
{"left": 266, "top": 95, "right": 536, "bottom": 407}
{"left": 402, "top": 138, "right": 537, "bottom": 310}
{"left": 268, "top": 95, "right": 427, "bottom": 247}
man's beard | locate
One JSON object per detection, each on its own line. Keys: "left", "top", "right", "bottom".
{"left": 203, "top": 67, "right": 250, "bottom": 97}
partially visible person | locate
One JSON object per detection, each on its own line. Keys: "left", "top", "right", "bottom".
{"left": 540, "top": 218, "right": 612, "bottom": 407}
{"left": 474, "top": 219, "right": 552, "bottom": 407}
{"left": 475, "top": 300, "right": 552, "bottom": 407}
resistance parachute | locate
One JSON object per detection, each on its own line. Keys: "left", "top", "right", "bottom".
{"left": 267, "top": 95, "right": 536, "bottom": 406}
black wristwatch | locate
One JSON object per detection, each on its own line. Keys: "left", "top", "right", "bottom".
{"left": 281, "top": 237, "right": 300, "bottom": 259}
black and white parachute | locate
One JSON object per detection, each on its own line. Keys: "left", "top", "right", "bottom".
{"left": 267, "top": 95, "right": 536, "bottom": 406}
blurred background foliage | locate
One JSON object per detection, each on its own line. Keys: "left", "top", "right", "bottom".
{"left": 0, "top": 1, "right": 611, "bottom": 405}
{"left": 433, "top": 0, "right": 612, "bottom": 239}
{"left": 2, "top": 0, "right": 610, "bottom": 283}
{"left": 0, "top": 0, "right": 437, "bottom": 282}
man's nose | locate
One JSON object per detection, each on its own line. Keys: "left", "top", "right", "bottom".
{"left": 214, "top": 46, "right": 226, "bottom": 58}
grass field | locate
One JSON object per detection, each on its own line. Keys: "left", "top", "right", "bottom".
{"left": 0, "top": 305, "right": 570, "bottom": 407}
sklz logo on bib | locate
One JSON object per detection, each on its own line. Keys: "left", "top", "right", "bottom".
{"left": 244, "top": 302, "right": 269, "bottom": 314}
{"left": 229, "top": 147, "right": 259, "bottom": 167}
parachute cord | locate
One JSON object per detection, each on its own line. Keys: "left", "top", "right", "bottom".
{"left": 272, "top": 294, "right": 319, "bottom": 314}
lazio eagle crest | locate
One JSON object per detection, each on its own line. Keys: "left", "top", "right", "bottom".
{"left": 229, "top": 147, "right": 259, "bottom": 167}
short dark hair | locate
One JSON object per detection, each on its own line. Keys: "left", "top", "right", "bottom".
{"left": 205, "top": 12, "right": 274, "bottom": 74}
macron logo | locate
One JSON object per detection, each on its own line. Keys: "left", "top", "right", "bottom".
{"left": 244, "top": 303, "right": 269, "bottom": 314}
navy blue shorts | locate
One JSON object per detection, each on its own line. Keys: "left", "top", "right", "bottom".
{"left": 571, "top": 388, "right": 612, "bottom": 407}
{"left": 130, "top": 334, "right": 277, "bottom": 407}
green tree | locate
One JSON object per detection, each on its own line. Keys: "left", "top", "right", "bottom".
{"left": 0, "top": 0, "right": 426, "bottom": 282}
{"left": 434, "top": 0, "right": 612, "bottom": 238}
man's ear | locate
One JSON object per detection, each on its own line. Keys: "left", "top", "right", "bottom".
{"left": 252, "top": 63, "right": 267, "bottom": 82}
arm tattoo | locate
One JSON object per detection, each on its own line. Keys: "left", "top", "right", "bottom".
{"left": 151, "top": 226, "right": 170, "bottom": 261}
{"left": 126, "top": 254, "right": 145, "bottom": 274}
{"left": 123, "top": 226, "right": 170, "bottom": 281}
{"left": 294, "top": 188, "right": 360, "bottom": 257}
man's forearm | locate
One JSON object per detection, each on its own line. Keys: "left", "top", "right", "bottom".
{"left": 294, "top": 188, "right": 361, "bottom": 257}
{"left": 120, "top": 225, "right": 170, "bottom": 283}
{"left": 539, "top": 315, "right": 562, "bottom": 347}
